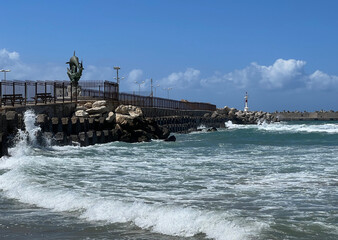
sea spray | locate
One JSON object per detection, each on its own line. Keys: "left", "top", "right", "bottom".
{"left": 23, "top": 109, "right": 41, "bottom": 146}
{"left": 7, "top": 110, "right": 50, "bottom": 157}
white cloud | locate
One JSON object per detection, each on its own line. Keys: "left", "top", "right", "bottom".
{"left": 124, "top": 69, "right": 144, "bottom": 91}
{"left": 127, "top": 69, "right": 143, "bottom": 82}
{"left": 307, "top": 70, "right": 338, "bottom": 90}
{"left": 0, "top": 48, "right": 20, "bottom": 62}
{"left": 201, "top": 58, "right": 337, "bottom": 91}
{"left": 159, "top": 68, "right": 200, "bottom": 89}
{"left": 258, "top": 59, "right": 306, "bottom": 89}
{"left": 81, "top": 65, "right": 113, "bottom": 81}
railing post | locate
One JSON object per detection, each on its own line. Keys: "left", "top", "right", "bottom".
{"left": 104, "top": 81, "right": 106, "bottom": 99}
{"left": 35, "top": 82, "right": 37, "bottom": 105}
{"left": 24, "top": 81, "right": 27, "bottom": 105}
{"left": 62, "top": 82, "right": 65, "bottom": 103}
{"left": 12, "top": 81, "right": 15, "bottom": 106}
{"left": 44, "top": 81, "right": 47, "bottom": 104}
{"left": 54, "top": 82, "right": 56, "bottom": 103}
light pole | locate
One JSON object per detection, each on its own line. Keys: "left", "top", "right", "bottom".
{"left": 135, "top": 80, "right": 145, "bottom": 96}
{"left": 113, "top": 66, "right": 125, "bottom": 85}
{"left": 0, "top": 69, "right": 11, "bottom": 81}
{"left": 163, "top": 87, "right": 172, "bottom": 99}
{"left": 154, "top": 84, "right": 160, "bottom": 97}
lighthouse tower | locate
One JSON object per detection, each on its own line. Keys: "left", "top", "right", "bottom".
{"left": 244, "top": 92, "right": 249, "bottom": 112}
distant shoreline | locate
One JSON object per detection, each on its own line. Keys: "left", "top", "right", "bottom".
{"left": 272, "top": 111, "right": 338, "bottom": 121}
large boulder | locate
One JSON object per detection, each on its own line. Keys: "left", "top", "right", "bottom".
{"left": 105, "top": 111, "right": 115, "bottom": 123}
{"left": 217, "top": 106, "right": 230, "bottom": 115}
{"left": 92, "top": 100, "right": 107, "bottom": 108}
{"left": 75, "top": 105, "right": 86, "bottom": 111}
{"left": 84, "top": 102, "right": 93, "bottom": 109}
{"left": 115, "top": 113, "right": 134, "bottom": 129}
{"left": 115, "top": 105, "right": 143, "bottom": 118}
{"left": 75, "top": 110, "right": 89, "bottom": 118}
{"left": 86, "top": 106, "right": 108, "bottom": 115}
{"left": 211, "top": 111, "right": 219, "bottom": 118}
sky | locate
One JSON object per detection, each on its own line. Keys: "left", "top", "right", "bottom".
{"left": 0, "top": 0, "right": 337, "bottom": 112}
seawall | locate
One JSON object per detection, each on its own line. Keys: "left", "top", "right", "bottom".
{"left": 0, "top": 103, "right": 222, "bottom": 157}
{"left": 272, "top": 111, "right": 338, "bottom": 121}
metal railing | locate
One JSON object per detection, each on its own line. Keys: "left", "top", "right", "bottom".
{"left": 119, "top": 92, "right": 216, "bottom": 111}
{"left": 0, "top": 80, "right": 216, "bottom": 111}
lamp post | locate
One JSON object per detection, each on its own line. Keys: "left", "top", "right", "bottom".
{"left": 113, "top": 66, "right": 124, "bottom": 85}
{"left": 135, "top": 80, "right": 145, "bottom": 96}
{"left": 0, "top": 69, "right": 11, "bottom": 81}
{"left": 154, "top": 84, "right": 160, "bottom": 97}
{"left": 163, "top": 87, "right": 172, "bottom": 99}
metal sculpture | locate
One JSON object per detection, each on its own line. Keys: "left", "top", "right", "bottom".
{"left": 66, "top": 51, "right": 84, "bottom": 86}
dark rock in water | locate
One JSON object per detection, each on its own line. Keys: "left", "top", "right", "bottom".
{"left": 207, "top": 127, "right": 217, "bottom": 132}
{"left": 133, "top": 129, "right": 152, "bottom": 142}
{"left": 120, "top": 130, "right": 132, "bottom": 143}
{"left": 164, "top": 135, "right": 176, "bottom": 142}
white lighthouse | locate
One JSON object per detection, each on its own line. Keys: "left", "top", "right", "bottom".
{"left": 244, "top": 92, "right": 249, "bottom": 112}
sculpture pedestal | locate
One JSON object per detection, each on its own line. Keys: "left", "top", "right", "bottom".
{"left": 67, "top": 84, "right": 82, "bottom": 98}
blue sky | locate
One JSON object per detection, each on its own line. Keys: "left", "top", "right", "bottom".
{"left": 0, "top": 0, "right": 337, "bottom": 111}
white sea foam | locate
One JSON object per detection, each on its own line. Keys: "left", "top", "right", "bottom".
{"left": 0, "top": 164, "right": 263, "bottom": 240}
{"left": 225, "top": 120, "right": 338, "bottom": 134}
{"left": 0, "top": 111, "right": 264, "bottom": 240}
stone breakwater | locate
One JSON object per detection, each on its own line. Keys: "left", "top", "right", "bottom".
{"left": 154, "top": 106, "right": 277, "bottom": 133}
{"left": 0, "top": 101, "right": 276, "bottom": 157}
{"left": 0, "top": 101, "right": 172, "bottom": 157}
{"left": 37, "top": 102, "right": 172, "bottom": 145}
{"left": 212, "top": 106, "right": 278, "bottom": 124}
{"left": 272, "top": 110, "right": 338, "bottom": 121}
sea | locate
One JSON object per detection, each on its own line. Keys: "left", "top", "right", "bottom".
{"left": 0, "top": 111, "right": 337, "bottom": 240}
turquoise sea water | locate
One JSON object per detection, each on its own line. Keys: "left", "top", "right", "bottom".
{"left": 0, "top": 112, "right": 337, "bottom": 240}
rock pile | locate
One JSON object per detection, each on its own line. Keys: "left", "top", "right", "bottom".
{"left": 210, "top": 106, "right": 278, "bottom": 124}
{"left": 75, "top": 100, "right": 109, "bottom": 118}
{"left": 70, "top": 101, "right": 171, "bottom": 143}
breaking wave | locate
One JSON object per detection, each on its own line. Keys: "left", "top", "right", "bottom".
{"left": 225, "top": 120, "right": 338, "bottom": 134}
{"left": 0, "top": 111, "right": 264, "bottom": 240}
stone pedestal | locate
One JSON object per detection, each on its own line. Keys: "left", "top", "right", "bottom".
{"left": 67, "top": 84, "right": 82, "bottom": 98}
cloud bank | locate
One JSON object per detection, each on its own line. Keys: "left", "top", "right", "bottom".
{"left": 201, "top": 58, "right": 338, "bottom": 91}
{"left": 158, "top": 68, "right": 200, "bottom": 89}
{"left": 1, "top": 48, "right": 337, "bottom": 93}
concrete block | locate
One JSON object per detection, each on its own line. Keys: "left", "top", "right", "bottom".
{"left": 78, "top": 132, "right": 89, "bottom": 147}
{"left": 71, "top": 117, "right": 80, "bottom": 135}
{"left": 61, "top": 117, "right": 71, "bottom": 136}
